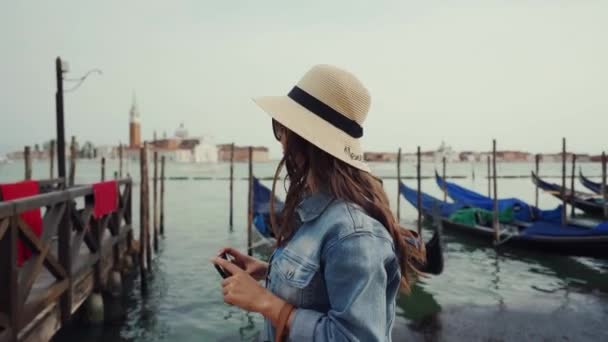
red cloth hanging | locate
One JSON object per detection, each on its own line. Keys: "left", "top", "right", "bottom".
{"left": 0, "top": 180, "right": 42, "bottom": 266}
{"left": 93, "top": 180, "right": 118, "bottom": 219}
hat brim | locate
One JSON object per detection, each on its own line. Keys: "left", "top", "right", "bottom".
{"left": 253, "top": 96, "right": 371, "bottom": 173}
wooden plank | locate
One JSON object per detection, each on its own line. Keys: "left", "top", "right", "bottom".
{"left": 19, "top": 245, "right": 50, "bottom": 307}
{"left": 71, "top": 271, "right": 94, "bottom": 314}
{"left": 0, "top": 218, "right": 8, "bottom": 240}
{"left": 19, "top": 303, "right": 60, "bottom": 342}
{"left": 13, "top": 191, "right": 69, "bottom": 214}
{"left": 16, "top": 218, "right": 66, "bottom": 280}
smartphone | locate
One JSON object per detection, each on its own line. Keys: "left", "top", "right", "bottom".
{"left": 214, "top": 253, "right": 231, "bottom": 278}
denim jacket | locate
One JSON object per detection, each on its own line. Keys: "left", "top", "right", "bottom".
{"left": 262, "top": 191, "right": 401, "bottom": 342}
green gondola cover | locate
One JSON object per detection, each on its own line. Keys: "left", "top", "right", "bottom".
{"left": 448, "top": 206, "right": 514, "bottom": 226}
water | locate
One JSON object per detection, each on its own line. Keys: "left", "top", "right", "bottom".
{"left": 1, "top": 159, "right": 607, "bottom": 341}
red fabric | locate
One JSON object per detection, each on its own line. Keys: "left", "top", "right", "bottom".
{"left": 93, "top": 180, "right": 118, "bottom": 219}
{"left": 0, "top": 180, "right": 42, "bottom": 266}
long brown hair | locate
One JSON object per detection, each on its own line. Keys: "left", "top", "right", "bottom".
{"left": 270, "top": 127, "right": 425, "bottom": 292}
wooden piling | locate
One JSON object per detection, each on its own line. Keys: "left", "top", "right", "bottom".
{"left": 570, "top": 153, "right": 576, "bottom": 217}
{"left": 397, "top": 147, "right": 401, "bottom": 222}
{"left": 535, "top": 154, "right": 540, "bottom": 208}
{"left": 442, "top": 156, "right": 447, "bottom": 202}
{"left": 229, "top": 143, "right": 235, "bottom": 231}
{"left": 69, "top": 136, "right": 76, "bottom": 187}
{"left": 153, "top": 151, "right": 159, "bottom": 253}
{"left": 487, "top": 155, "right": 491, "bottom": 197}
{"left": 139, "top": 144, "right": 148, "bottom": 293}
{"left": 602, "top": 152, "right": 607, "bottom": 219}
{"left": 50, "top": 139, "right": 55, "bottom": 179}
{"left": 247, "top": 146, "right": 253, "bottom": 256}
{"left": 144, "top": 145, "right": 152, "bottom": 270}
{"left": 119, "top": 143, "right": 123, "bottom": 178}
{"left": 561, "top": 138, "right": 567, "bottom": 226}
{"left": 101, "top": 157, "right": 106, "bottom": 181}
{"left": 416, "top": 146, "right": 422, "bottom": 235}
{"left": 160, "top": 156, "right": 165, "bottom": 236}
{"left": 492, "top": 140, "right": 499, "bottom": 244}
{"left": 24, "top": 146, "right": 32, "bottom": 180}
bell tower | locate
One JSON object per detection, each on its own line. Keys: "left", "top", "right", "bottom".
{"left": 129, "top": 92, "right": 141, "bottom": 148}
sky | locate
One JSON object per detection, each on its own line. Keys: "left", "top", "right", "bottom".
{"left": 1, "top": 0, "right": 607, "bottom": 158}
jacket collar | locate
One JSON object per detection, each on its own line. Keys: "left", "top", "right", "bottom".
{"left": 296, "top": 190, "right": 335, "bottom": 223}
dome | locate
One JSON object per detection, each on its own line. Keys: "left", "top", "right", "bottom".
{"left": 175, "top": 123, "right": 188, "bottom": 139}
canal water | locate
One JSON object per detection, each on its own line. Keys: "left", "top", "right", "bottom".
{"left": 1, "top": 159, "right": 607, "bottom": 341}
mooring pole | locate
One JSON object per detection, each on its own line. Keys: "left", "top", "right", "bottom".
{"left": 55, "top": 57, "right": 66, "bottom": 180}
{"left": 492, "top": 140, "right": 499, "bottom": 244}
{"left": 69, "top": 136, "right": 76, "bottom": 187}
{"left": 160, "top": 156, "right": 165, "bottom": 236}
{"left": 570, "top": 153, "right": 576, "bottom": 217}
{"left": 416, "top": 146, "right": 422, "bottom": 235}
{"left": 442, "top": 156, "right": 447, "bottom": 202}
{"left": 118, "top": 143, "right": 123, "bottom": 178}
{"left": 139, "top": 144, "right": 147, "bottom": 293}
{"left": 561, "top": 138, "right": 567, "bottom": 226}
{"left": 153, "top": 151, "right": 158, "bottom": 253}
{"left": 487, "top": 155, "right": 491, "bottom": 197}
{"left": 247, "top": 146, "right": 253, "bottom": 256}
{"left": 535, "top": 154, "right": 540, "bottom": 208}
{"left": 397, "top": 147, "right": 401, "bottom": 222}
{"left": 50, "top": 139, "right": 55, "bottom": 179}
{"left": 229, "top": 143, "right": 235, "bottom": 231}
{"left": 144, "top": 144, "right": 152, "bottom": 269}
{"left": 101, "top": 157, "right": 106, "bottom": 181}
{"left": 24, "top": 146, "right": 32, "bottom": 180}
{"left": 602, "top": 152, "right": 607, "bottom": 219}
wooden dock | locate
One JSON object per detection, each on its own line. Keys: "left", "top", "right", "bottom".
{"left": 0, "top": 178, "right": 134, "bottom": 342}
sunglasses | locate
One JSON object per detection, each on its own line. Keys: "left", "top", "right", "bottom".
{"left": 272, "top": 119, "right": 284, "bottom": 141}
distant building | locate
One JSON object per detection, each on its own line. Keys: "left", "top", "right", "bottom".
{"left": 217, "top": 144, "right": 269, "bottom": 162}
{"left": 364, "top": 152, "right": 398, "bottom": 162}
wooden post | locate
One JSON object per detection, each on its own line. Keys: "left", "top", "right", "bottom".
{"left": 139, "top": 144, "right": 148, "bottom": 293}
{"left": 247, "top": 146, "right": 253, "bottom": 256}
{"left": 561, "top": 138, "right": 567, "bottom": 226}
{"left": 602, "top": 152, "right": 607, "bottom": 219}
{"left": 24, "top": 146, "right": 32, "bottom": 180}
{"left": 442, "top": 156, "right": 447, "bottom": 202}
{"left": 160, "top": 156, "right": 165, "bottom": 236}
{"left": 535, "top": 154, "right": 540, "bottom": 208}
{"left": 153, "top": 151, "right": 158, "bottom": 252}
{"left": 492, "top": 140, "right": 499, "bottom": 244}
{"left": 487, "top": 155, "right": 491, "bottom": 197}
{"left": 144, "top": 145, "right": 152, "bottom": 270}
{"left": 416, "top": 146, "right": 422, "bottom": 235}
{"left": 229, "top": 143, "right": 235, "bottom": 231}
{"left": 396, "top": 147, "right": 401, "bottom": 221}
{"left": 119, "top": 143, "right": 123, "bottom": 178}
{"left": 101, "top": 157, "right": 106, "bottom": 181}
{"left": 570, "top": 153, "right": 576, "bottom": 217}
{"left": 0, "top": 213, "right": 19, "bottom": 341}
{"left": 69, "top": 136, "right": 76, "bottom": 187}
{"left": 50, "top": 139, "right": 55, "bottom": 179}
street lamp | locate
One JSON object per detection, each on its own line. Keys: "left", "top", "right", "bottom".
{"left": 54, "top": 57, "right": 102, "bottom": 182}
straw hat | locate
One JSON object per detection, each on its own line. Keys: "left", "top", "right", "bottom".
{"left": 253, "top": 64, "right": 371, "bottom": 173}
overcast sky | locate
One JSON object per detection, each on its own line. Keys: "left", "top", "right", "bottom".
{"left": 1, "top": 0, "right": 606, "bottom": 157}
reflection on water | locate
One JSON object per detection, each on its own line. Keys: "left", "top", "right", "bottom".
{"left": 2, "top": 160, "right": 605, "bottom": 341}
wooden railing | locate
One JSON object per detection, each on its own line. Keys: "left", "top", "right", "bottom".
{"left": 0, "top": 178, "right": 132, "bottom": 342}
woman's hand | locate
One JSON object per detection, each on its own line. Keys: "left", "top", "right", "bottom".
{"left": 211, "top": 256, "right": 285, "bottom": 325}
{"left": 217, "top": 247, "right": 268, "bottom": 280}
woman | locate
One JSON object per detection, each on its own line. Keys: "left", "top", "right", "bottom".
{"left": 212, "top": 64, "right": 424, "bottom": 341}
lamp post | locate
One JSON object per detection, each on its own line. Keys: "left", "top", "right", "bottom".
{"left": 55, "top": 57, "right": 67, "bottom": 180}
{"left": 54, "top": 57, "right": 102, "bottom": 182}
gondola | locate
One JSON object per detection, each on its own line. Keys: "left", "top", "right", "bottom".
{"left": 531, "top": 172, "right": 606, "bottom": 217}
{"left": 579, "top": 171, "right": 605, "bottom": 196}
{"left": 435, "top": 172, "right": 561, "bottom": 223}
{"left": 251, "top": 177, "right": 444, "bottom": 275}
{"left": 400, "top": 181, "right": 608, "bottom": 259}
